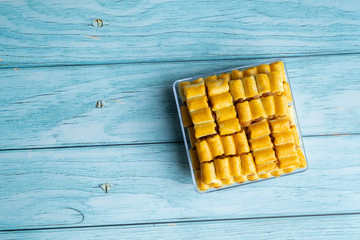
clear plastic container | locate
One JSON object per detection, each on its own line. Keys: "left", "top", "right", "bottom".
{"left": 173, "top": 60, "right": 308, "bottom": 193}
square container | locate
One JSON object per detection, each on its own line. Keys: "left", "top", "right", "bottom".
{"left": 173, "top": 60, "right": 308, "bottom": 193}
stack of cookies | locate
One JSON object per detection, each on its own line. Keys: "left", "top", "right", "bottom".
{"left": 178, "top": 61, "right": 307, "bottom": 192}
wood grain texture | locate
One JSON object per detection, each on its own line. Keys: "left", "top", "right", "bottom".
{"left": 1, "top": 135, "right": 359, "bottom": 230}
{"left": 1, "top": 0, "right": 359, "bottom": 237}
{"left": 2, "top": 214, "right": 360, "bottom": 239}
{"left": 1, "top": 54, "right": 360, "bottom": 149}
{"left": 0, "top": 0, "right": 360, "bottom": 67}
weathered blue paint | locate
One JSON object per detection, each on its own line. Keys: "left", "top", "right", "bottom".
{"left": 0, "top": 0, "right": 359, "bottom": 238}
{"left": 2, "top": 214, "right": 360, "bottom": 239}
{"left": 0, "top": 0, "right": 360, "bottom": 67}
{"left": 0, "top": 136, "right": 360, "bottom": 230}
{"left": 1, "top": 55, "right": 360, "bottom": 149}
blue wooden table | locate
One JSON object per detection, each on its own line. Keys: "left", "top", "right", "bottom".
{"left": 1, "top": 1, "right": 360, "bottom": 239}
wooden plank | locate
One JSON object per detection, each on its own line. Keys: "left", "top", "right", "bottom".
{"left": 0, "top": 135, "right": 359, "bottom": 230}
{"left": 2, "top": 214, "right": 360, "bottom": 239}
{"left": 0, "top": 0, "right": 360, "bottom": 67}
{"left": 1, "top": 54, "right": 360, "bottom": 149}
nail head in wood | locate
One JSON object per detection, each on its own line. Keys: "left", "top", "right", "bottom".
{"left": 92, "top": 19, "right": 103, "bottom": 27}
{"left": 99, "top": 183, "right": 112, "bottom": 193}
{"left": 96, "top": 100, "right": 105, "bottom": 108}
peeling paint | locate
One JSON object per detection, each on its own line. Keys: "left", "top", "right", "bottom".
{"left": 85, "top": 35, "right": 101, "bottom": 40}
{"left": 334, "top": 107, "right": 351, "bottom": 112}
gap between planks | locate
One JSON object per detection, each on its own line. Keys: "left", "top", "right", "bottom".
{"left": 1, "top": 51, "right": 360, "bottom": 70}
{"left": 0, "top": 133, "right": 359, "bottom": 152}
{"left": 1, "top": 211, "right": 360, "bottom": 233}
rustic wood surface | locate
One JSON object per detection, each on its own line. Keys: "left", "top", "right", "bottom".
{"left": 1, "top": 136, "right": 359, "bottom": 230}
{"left": 1, "top": 54, "right": 360, "bottom": 150}
{"left": 0, "top": 0, "right": 360, "bottom": 67}
{"left": 2, "top": 214, "right": 360, "bottom": 240}
{"left": 1, "top": 0, "right": 359, "bottom": 239}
